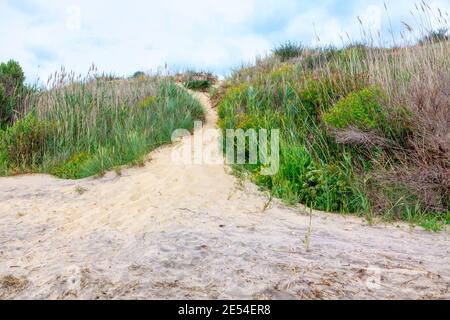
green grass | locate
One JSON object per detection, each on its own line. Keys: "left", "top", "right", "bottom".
{"left": 0, "top": 77, "right": 204, "bottom": 179}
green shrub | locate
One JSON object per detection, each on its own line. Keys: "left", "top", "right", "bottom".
{"left": 184, "top": 79, "right": 211, "bottom": 91}
{"left": 273, "top": 41, "right": 304, "bottom": 62}
{"left": 419, "top": 28, "right": 449, "bottom": 45}
{"left": 1, "top": 115, "right": 52, "bottom": 167}
{"left": 323, "top": 87, "right": 388, "bottom": 131}
{"left": 0, "top": 60, "right": 25, "bottom": 87}
{"left": 132, "top": 71, "right": 146, "bottom": 79}
{"left": 0, "top": 60, "right": 25, "bottom": 126}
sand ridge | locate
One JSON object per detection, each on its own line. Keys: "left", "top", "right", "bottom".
{"left": 0, "top": 91, "right": 449, "bottom": 300}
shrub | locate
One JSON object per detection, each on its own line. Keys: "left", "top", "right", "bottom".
{"left": 274, "top": 145, "right": 362, "bottom": 212}
{"left": 0, "top": 60, "right": 25, "bottom": 89}
{"left": 132, "top": 71, "right": 146, "bottom": 79}
{"left": 184, "top": 79, "right": 211, "bottom": 91}
{"left": 1, "top": 115, "right": 52, "bottom": 167}
{"left": 180, "top": 71, "right": 217, "bottom": 91}
{"left": 373, "top": 72, "right": 450, "bottom": 214}
{"left": 419, "top": 28, "right": 449, "bottom": 45}
{"left": 273, "top": 41, "right": 304, "bottom": 62}
{"left": 323, "top": 87, "right": 388, "bottom": 131}
{"left": 51, "top": 152, "right": 92, "bottom": 179}
{"left": 0, "top": 60, "right": 25, "bottom": 126}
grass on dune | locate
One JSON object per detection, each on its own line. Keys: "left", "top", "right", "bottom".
{"left": 0, "top": 71, "right": 204, "bottom": 179}
{"left": 217, "top": 6, "right": 449, "bottom": 231}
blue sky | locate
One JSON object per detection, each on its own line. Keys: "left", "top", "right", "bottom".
{"left": 0, "top": 0, "right": 448, "bottom": 83}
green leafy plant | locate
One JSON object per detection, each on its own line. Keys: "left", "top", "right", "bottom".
{"left": 323, "top": 87, "right": 387, "bottom": 131}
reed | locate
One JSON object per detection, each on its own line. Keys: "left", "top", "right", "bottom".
{"left": 0, "top": 68, "right": 204, "bottom": 178}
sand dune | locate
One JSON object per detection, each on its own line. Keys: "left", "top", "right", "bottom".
{"left": 0, "top": 91, "right": 449, "bottom": 300}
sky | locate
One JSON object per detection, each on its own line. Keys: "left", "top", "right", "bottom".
{"left": 0, "top": 0, "right": 449, "bottom": 83}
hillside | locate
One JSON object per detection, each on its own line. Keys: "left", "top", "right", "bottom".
{"left": 216, "top": 40, "right": 449, "bottom": 230}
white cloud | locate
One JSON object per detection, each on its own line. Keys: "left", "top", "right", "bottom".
{"left": 0, "top": 0, "right": 448, "bottom": 83}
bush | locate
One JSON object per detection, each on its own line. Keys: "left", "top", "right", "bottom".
{"left": 273, "top": 41, "right": 304, "bottom": 62}
{"left": 323, "top": 87, "right": 388, "bottom": 131}
{"left": 267, "top": 144, "right": 362, "bottom": 212}
{"left": 51, "top": 152, "right": 92, "bottom": 179}
{"left": 184, "top": 79, "right": 211, "bottom": 91}
{"left": 132, "top": 71, "right": 146, "bottom": 79}
{"left": 419, "top": 28, "right": 449, "bottom": 45}
{"left": 0, "top": 60, "right": 25, "bottom": 126}
{"left": 1, "top": 115, "right": 52, "bottom": 167}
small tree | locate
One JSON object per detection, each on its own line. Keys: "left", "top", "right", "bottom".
{"left": 132, "top": 71, "right": 146, "bottom": 79}
{"left": 0, "top": 60, "right": 25, "bottom": 126}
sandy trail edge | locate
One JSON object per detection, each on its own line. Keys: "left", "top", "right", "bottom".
{"left": 0, "top": 91, "right": 449, "bottom": 300}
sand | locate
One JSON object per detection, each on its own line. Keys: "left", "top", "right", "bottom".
{"left": 0, "top": 91, "right": 449, "bottom": 300}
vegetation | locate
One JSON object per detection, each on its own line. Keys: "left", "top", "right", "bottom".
{"left": 217, "top": 11, "right": 449, "bottom": 230}
{"left": 419, "top": 27, "right": 449, "bottom": 45}
{"left": 0, "top": 67, "right": 204, "bottom": 178}
{"left": 0, "top": 60, "right": 27, "bottom": 127}
{"left": 180, "top": 71, "right": 217, "bottom": 91}
{"left": 272, "top": 41, "right": 304, "bottom": 62}
{"left": 132, "top": 71, "right": 146, "bottom": 79}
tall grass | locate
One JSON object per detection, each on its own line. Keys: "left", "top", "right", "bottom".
{"left": 0, "top": 69, "right": 204, "bottom": 178}
{"left": 217, "top": 4, "right": 449, "bottom": 230}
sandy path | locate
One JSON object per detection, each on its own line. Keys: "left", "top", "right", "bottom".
{"left": 0, "top": 91, "right": 449, "bottom": 300}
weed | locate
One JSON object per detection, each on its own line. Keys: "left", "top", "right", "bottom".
{"left": 75, "top": 186, "right": 88, "bottom": 195}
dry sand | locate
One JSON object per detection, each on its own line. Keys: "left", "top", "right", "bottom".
{"left": 0, "top": 91, "right": 449, "bottom": 300}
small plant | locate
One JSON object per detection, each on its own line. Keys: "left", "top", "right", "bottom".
{"left": 262, "top": 192, "right": 273, "bottom": 212}
{"left": 273, "top": 41, "right": 304, "bottom": 62}
{"left": 303, "top": 207, "right": 313, "bottom": 252}
{"left": 75, "top": 186, "right": 88, "bottom": 195}
{"left": 114, "top": 167, "right": 122, "bottom": 176}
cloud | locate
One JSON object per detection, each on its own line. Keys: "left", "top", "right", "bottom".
{"left": 0, "top": 0, "right": 448, "bottom": 83}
